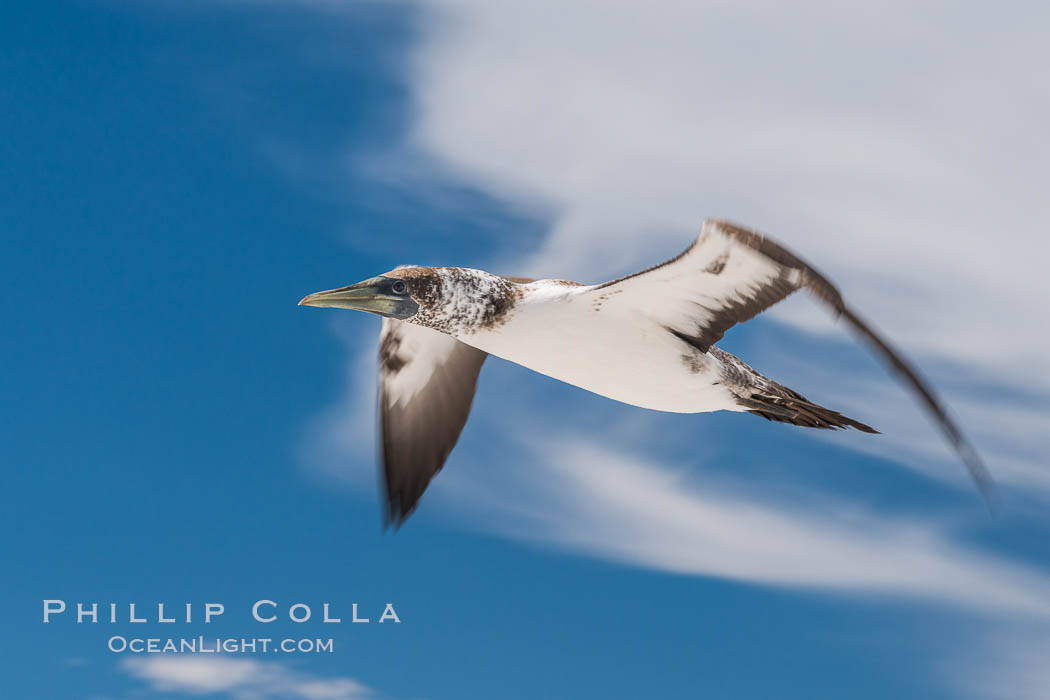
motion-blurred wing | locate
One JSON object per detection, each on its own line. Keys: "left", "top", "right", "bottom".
{"left": 588, "top": 218, "right": 995, "bottom": 505}
{"left": 378, "top": 318, "right": 488, "bottom": 527}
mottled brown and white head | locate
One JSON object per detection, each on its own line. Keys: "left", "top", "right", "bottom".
{"left": 299, "top": 266, "right": 521, "bottom": 336}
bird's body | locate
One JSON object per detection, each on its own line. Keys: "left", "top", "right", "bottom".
{"left": 426, "top": 275, "right": 736, "bottom": 413}
{"left": 301, "top": 219, "right": 994, "bottom": 525}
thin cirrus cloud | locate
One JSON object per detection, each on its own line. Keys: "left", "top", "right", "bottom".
{"left": 400, "top": 0, "right": 1050, "bottom": 393}
{"left": 120, "top": 656, "right": 370, "bottom": 699}
{"left": 947, "top": 631, "right": 1050, "bottom": 700}
{"left": 734, "top": 334, "right": 1050, "bottom": 498}
{"left": 469, "top": 438, "right": 1050, "bottom": 618}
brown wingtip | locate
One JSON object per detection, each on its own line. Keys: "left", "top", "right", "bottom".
{"left": 381, "top": 496, "right": 414, "bottom": 532}
{"left": 381, "top": 511, "right": 405, "bottom": 534}
{"left": 955, "top": 439, "right": 1000, "bottom": 515}
{"left": 834, "top": 306, "right": 999, "bottom": 512}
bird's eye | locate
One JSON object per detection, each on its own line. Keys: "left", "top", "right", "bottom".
{"left": 391, "top": 280, "right": 407, "bottom": 295}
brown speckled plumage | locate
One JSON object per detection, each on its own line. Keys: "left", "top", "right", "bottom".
{"left": 388, "top": 266, "right": 522, "bottom": 336}
{"left": 379, "top": 331, "right": 408, "bottom": 374}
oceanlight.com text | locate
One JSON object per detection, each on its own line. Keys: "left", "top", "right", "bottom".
{"left": 107, "top": 636, "right": 335, "bottom": 654}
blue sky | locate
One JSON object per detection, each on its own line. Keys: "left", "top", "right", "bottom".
{"left": 4, "top": 1, "right": 1049, "bottom": 698}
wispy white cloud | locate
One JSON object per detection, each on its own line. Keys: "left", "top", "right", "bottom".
{"left": 469, "top": 437, "right": 1050, "bottom": 618}
{"left": 730, "top": 321, "right": 1050, "bottom": 498}
{"left": 948, "top": 631, "right": 1050, "bottom": 700}
{"left": 820, "top": 373, "right": 1050, "bottom": 497}
{"left": 402, "top": 0, "right": 1050, "bottom": 395}
{"left": 121, "top": 656, "right": 370, "bottom": 700}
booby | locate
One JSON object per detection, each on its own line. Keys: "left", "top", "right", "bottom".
{"left": 300, "top": 219, "right": 994, "bottom": 526}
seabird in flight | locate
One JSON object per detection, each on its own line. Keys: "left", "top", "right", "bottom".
{"left": 300, "top": 219, "right": 994, "bottom": 526}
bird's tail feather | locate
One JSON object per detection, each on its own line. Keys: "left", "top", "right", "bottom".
{"left": 738, "top": 392, "right": 878, "bottom": 433}
{"left": 709, "top": 347, "right": 877, "bottom": 433}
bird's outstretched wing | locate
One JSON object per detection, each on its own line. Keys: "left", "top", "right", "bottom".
{"left": 378, "top": 318, "right": 488, "bottom": 527}
{"left": 587, "top": 218, "right": 995, "bottom": 506}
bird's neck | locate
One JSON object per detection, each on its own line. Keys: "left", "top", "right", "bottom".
{"left": 411, "top": 267, "right": 521, "bottom": 337}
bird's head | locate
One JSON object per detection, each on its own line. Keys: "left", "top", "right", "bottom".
{"left": 299, "top": 266, "right": 519, "bottom": 335}
{"left": 299, "top": 269, "right": 424, "bottom": 320}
